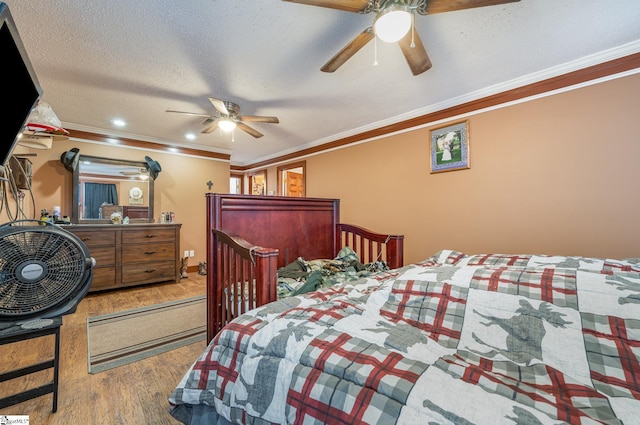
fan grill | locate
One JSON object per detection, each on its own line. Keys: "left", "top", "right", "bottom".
{"left": 0, "top": 229, "right": 89, "bottom": 318}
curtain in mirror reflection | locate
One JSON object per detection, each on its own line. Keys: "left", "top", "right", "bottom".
{"left": 84, "top": 182, "right": 118, "bottom": 219}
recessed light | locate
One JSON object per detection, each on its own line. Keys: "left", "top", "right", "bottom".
{"left": 111, "top": 119, "right": 126, "bottom": 127}
{"left": 185, "top": 133, "right": 196, "bottom": 140}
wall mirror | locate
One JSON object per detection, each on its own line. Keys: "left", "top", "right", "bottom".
{"left": 72, "top": 154, "right": 154, "bottom": 223}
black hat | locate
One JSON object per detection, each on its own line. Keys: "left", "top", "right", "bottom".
{"left": 60, "top": 148, "right": 80, "bottom": 172}
{"left": 145, "top": 156, "right": 162, "bottom": 180}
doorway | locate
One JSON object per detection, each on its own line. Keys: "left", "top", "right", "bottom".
{"left": 249, "top": 170, "right": 267, "bottom": 195}
{"left": 277, "top": 161, "right": 305, "bottom": 197}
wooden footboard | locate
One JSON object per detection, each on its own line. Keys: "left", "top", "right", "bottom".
{"left": 337, "top": 223, "right": 404, "bottom": 270}
{"left": 207, "top": 230, "right": 278, "bottom": 341}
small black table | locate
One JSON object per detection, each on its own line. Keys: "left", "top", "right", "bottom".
{"left": 0, "top": 316, "right": 62, "bottom": 412}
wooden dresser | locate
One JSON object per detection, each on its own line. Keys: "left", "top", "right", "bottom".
{"left": 65, "top": 223, "right": 181, "bottom": 292}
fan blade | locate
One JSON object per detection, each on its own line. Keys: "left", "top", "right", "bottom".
{"left": 321, "top": 27, "right": 375, "bottom": 73}
{"left": 237, "top": 122, "right": 264, "bottom": 138}
{"left": 398, "top": 30, "right": 432, "bottom": 76}
{"left": 282, "top": 0, "right": 369, "bottom": 13}
{"left": 239, "top": 115, "right": 279, "bottom": 124}
{"left": 165, "top": 109, "right": 212, "bottom": 118}
{"left": 201, "top": 120, "right": 219, "bottom": 134}
{"left": 424, "top": 0, "right": 520, "bottom": 15}
{"left": 209, "top": 98, "right": 230, "bottom": 116}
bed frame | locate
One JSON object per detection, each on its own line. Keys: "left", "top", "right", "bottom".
{"left": 205, "top": 193, "right": 404, "bottom": 340}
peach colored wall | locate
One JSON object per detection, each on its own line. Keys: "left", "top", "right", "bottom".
{"left": 1, "top": 139, "right": 230, "bottom": 267}
{"left": 301, "top": 73, "right": 640, "bottom": 264}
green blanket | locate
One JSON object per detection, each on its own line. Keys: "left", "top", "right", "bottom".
{"left": 276, "top": 247, "right": 388, "bottom": 298}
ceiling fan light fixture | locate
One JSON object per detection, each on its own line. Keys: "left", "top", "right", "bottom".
{"left": 218, "top": 118, "right": 237, "bottom": 133}
{"left": 374, "top": 4, "right": 412, "bottom": 43}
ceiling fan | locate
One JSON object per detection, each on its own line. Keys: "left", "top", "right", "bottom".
{"left": 166, "top": 97, "right": 279, "bottom": 138}
{"left": 283, "top": 0, "right": 520, "bottom": 75}
{"left": 119, "top": 167, "right": 147, "bottom": 177}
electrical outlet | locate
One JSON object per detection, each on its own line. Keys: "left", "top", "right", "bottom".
{"left": 183, "top": 250, "right": 189, "bottom": 258}
{"left": 189, "top": 250, "right": 195, "bottom": 257}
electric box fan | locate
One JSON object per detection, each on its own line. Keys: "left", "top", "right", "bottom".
{"left": 0, "top": 221, "right": 95, "bottom": 329}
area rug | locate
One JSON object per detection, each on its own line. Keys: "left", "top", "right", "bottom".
{"left": 87, "top": 295, "right": 206, "bottom": 374}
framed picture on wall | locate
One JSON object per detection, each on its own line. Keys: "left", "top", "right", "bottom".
{"left": 430, "top": 120, "right": 470, "bottom": 173}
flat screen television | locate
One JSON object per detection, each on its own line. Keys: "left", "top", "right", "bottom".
{"left": 0, "top": 2, "right": 43, "bottom": 178}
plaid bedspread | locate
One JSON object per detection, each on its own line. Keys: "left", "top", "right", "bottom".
{"left": 169, "top": 250, "right": 640, "bottom": 424}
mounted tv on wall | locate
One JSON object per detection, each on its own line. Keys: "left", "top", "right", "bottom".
{"left": 0, "top": 2, "right": 43, "bottom": 178}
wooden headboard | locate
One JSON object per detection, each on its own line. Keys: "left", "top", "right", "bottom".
{"left": 207, "top": 193, "right": 341, "bottom": 268}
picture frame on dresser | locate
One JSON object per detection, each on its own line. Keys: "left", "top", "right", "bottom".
{"left": 430, "top": 120, "right": 470, "bottom": 174}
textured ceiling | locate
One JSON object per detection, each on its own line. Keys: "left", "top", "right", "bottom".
{"left": 5, "top": 0, "right": 640, "bottom": 166}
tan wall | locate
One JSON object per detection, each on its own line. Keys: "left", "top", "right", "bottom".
{"left": 2, "top": 139, "right": 230, "bottom": 267}
{"left": 301, "top": 73, "right": 640, "bottom": 264}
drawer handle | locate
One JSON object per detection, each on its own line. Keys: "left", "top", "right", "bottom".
{"left": 144, "top": 235, "right": 157, "bottom": 238}
{"left": 145, "top": 269, "right": 156, "bottom": 273}
{"left": 144, "top": 251, "right": 156, "bottom": 255}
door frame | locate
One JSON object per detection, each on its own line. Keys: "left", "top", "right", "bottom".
{"left": 277, "top": 161, "right": 306, "bottom": 197}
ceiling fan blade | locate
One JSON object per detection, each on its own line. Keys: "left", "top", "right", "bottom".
{"left": 282, "top": 0, "right": 369, "bottom": 13}
{"left": 237, "top": 122, "right": 264, "bottom": 138}
{"left": 398, "top": 30, "right": 432, "bottom": 76}
{"left": 201, "top": 120, "right": 219, "bottom": 134}
{"left": 209, "top": 97, "right": 230, "bottom": 116}
{"left": 165, "top": 109, "right": 212, "bottom": 118}
{"left": 321, "top": 27, "right": 375, "bottom": 73}
{"left": 424, "top": 0, "right": 520, "bottom": 15}
{"left": 239, "top": 115, "right": 280, "bottom": 124}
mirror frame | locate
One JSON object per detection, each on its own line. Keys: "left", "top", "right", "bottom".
{"left": 72, "top": 154, "right": 155, "bottom": 224}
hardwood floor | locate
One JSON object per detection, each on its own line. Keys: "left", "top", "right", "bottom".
{"left": 0, "top": 273, "right": 208, "bottom": 424}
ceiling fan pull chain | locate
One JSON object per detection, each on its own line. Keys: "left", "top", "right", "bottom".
{"left": 373, "top": 35, "right": 378, "bottom": 66}
{"left": 410, "top": 12, "right": 415, "bottom": 48}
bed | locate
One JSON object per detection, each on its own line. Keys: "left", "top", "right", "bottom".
{"left": 203, "top": 193, "right": 404, "bottom": 341}
{"left": 170, "top": 246, "right": 640, "bottom": 424}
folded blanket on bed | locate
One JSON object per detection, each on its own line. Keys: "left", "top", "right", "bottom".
{"left": 277, "top": 258, "right": 309, "bottom": 279}
{"left": 290, "top": 270, "right": 322, "bottom": 296}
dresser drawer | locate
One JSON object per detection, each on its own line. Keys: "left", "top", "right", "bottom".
{"left": 122, "top": 242, "right": 175, "bottom": 263}
{"left": 121, "top": 261, "right": 176, "bottom": 285}
{"left": 122, "top": 228, "right": 176, "bottom": 244}
{"left": 88, "top": 245, "right": 116, "bottom": 267}
{"left": 89, "top": 266, "right": 118, "bottom": 292}
{"left": 71, "top": 230, "right": 116, "bottom": 247}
